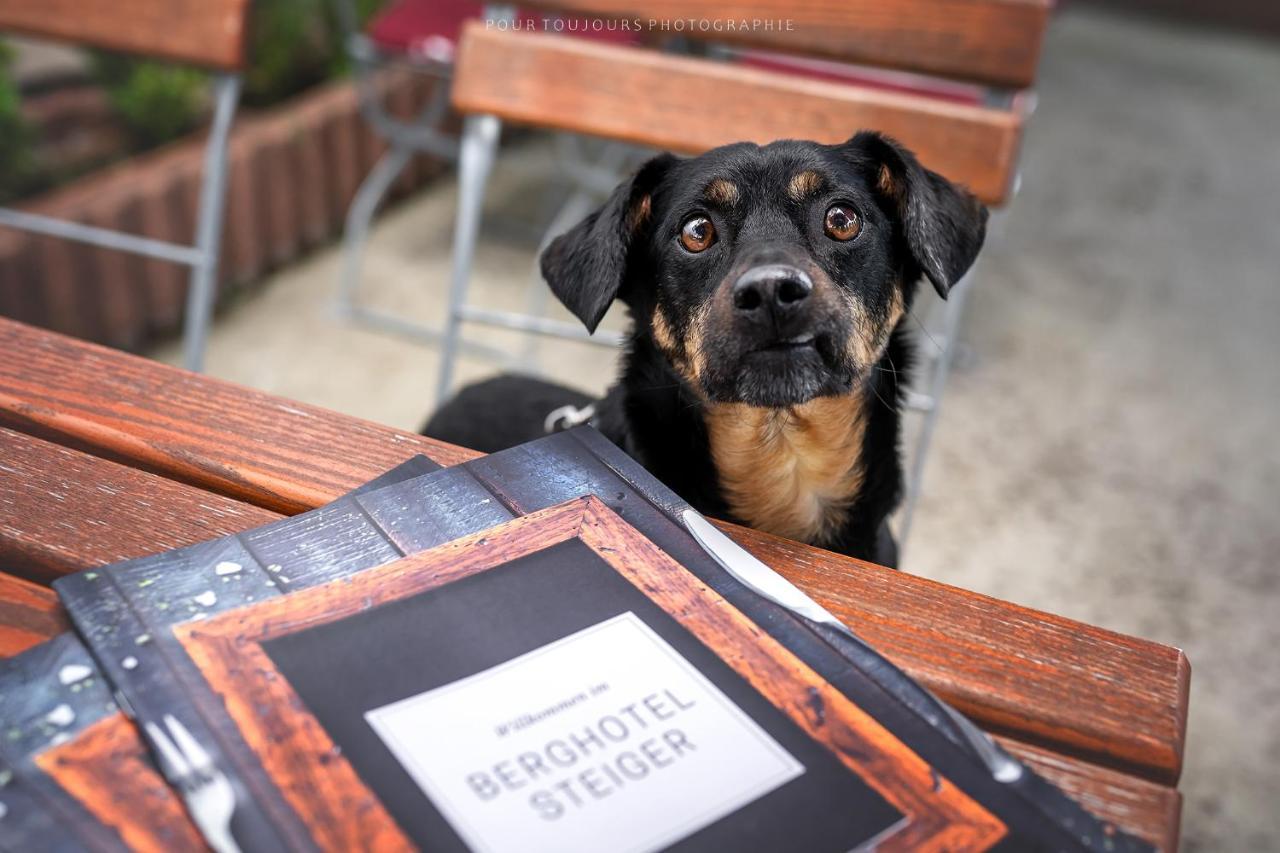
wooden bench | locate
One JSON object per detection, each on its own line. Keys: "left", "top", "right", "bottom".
{"left": 0, "top": 317, "right": 1185, "bottom": 848}
{"left": 0, "top": 0, "right": 250, "bottom": 71}
{"left": 452, "top": 22, "right": 1024, "bottom": 205}
{"left": 517, "top": 0, "right": 1051, "bottom": 88}
{"left": 456, "top": 0, "right": 1051, "bottom": 204}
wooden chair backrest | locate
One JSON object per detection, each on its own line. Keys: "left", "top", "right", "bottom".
{"left": 453, "top": 23, "right": 1029, "bottom": 205}
{"left": 0, "top": 0, "right": 252, "bottom": 71}
{"left": 520, "top": 0, "right": 1052, "bottom": 89}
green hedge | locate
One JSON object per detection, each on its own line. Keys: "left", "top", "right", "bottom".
{"left": 0, "top": 42, "right": 40, "bottom": 203}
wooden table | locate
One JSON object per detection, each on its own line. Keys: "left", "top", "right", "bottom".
{"left": 0, "top": 317, "right": 1188, "bottom": 850}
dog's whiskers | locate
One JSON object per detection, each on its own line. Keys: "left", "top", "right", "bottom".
{"left": 875, "top": 354, "right": 904, "bottom": 388}
{"left": 906, "top": 307, "right": 944, "bottom": 356}
{"left": 867, "top": 379, "right": 897, "bottom": 414}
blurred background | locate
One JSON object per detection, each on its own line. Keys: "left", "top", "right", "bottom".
{"left": 1, "top": 1, "right": 1277, "bottom": 848}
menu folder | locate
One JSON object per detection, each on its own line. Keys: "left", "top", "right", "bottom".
{"left": 51, "top": 427, "right": 1151, "bottom": 852}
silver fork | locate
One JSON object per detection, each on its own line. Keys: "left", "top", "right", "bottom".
{"left": 145, "top": 714, "right": 242, "bottom": 853}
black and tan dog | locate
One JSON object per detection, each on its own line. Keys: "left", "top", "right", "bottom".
{"left": 424, "top": 131, "right": 987, "bottom": 567}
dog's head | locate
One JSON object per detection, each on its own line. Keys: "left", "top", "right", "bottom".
{"left": 540, "top": 132, "right": 988, "bottom": 407}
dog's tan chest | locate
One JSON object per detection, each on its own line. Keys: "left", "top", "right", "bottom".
{"left": 705, "top": 396, "right": 867, "bottom": 544}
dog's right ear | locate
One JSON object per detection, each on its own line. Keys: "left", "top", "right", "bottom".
{"left": 540, "top": 154, "right": 677, "bottom": 334}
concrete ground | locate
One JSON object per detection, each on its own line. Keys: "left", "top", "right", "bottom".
{"left": 153, "top": 9, "right": 1280, "bottom": 849}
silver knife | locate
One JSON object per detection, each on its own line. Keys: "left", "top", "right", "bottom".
{"left": 680, "top": 508, "right": 1021, "bottom": 783}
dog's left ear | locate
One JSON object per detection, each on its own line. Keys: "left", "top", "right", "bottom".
{"left": 844, "top": 131, "right": 988, "bottom": 299}
{"left": 540, "top": 154, "right": 677, "bottom": 333}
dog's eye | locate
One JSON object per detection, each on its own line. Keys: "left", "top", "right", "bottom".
{"left": 679, "top": 216, "right": 716, "bottom": 253}
{"left": 824, "top": 204, "right": 861, "bottom": 241}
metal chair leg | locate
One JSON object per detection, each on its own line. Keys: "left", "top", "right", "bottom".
{"left": 897, "top": 267, "right": 975, "bottom": 552}
{"left": 336, "top": 144, "right": 416, "bottom": 318}
{"left": 336, "top": 71, "right": 460, "bottom": 320}
{"left": 182, "top": 74, "right": 242, "bottom": 373}
{"left": 435, "top": 113, "right": 501, "bottom": 405}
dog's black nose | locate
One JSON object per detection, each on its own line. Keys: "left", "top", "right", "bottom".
{"left": 732, "top": 265, "right": 813, "bottom": 316}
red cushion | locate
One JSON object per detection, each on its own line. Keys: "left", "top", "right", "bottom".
{"left": 366, "top": 0, "right": 479, "bottom": 61}
{"left": 366, "top": 0, "right": 637, "bottom": 62}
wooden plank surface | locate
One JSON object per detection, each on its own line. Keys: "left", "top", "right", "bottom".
{"left": 0, "top": 319, "right": 1186, "bottom": 790}
{"left": 0, "top": 571, "right": 67, "bottom": 657}
{"left": 0, "top": 426, "right": 281, "bottom": 583}
{"left": 994, "top": 734, "right": 1181, "bottom": 852}
{"left": 0, "top": 318, "right": 476, "bottom": 515}
{"left": 452, "top": 25, "right": 1023, "bottom": 205}
{"left": 523, "top": 0, "right": 1051, "bottom": 88}
{"left": 0, "top": 0, "right": 250, "bottom": 71}
{"left": 723, "top": 522, "right": 1190, "bottom": 787}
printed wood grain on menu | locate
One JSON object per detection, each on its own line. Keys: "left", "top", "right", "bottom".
{"left": 175, "top": 498, "right": 1005, "bottom": 851}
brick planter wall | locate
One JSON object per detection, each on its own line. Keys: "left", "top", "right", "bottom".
{"left": 0, "top": 71, "right": 450, "bottom": 352}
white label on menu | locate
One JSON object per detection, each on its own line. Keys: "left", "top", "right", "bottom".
{"left": 365, "top": 612, "right": 804, "bottom": 853}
